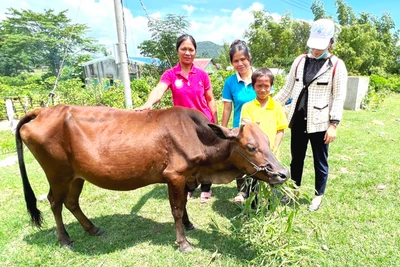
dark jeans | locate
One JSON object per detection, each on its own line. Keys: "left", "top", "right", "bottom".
{"left": 187, "top": 183, "right": 211, "bottom": 193}
{"left": 290, "top": 111, "right": 329, "bottom": 196}
{"left": 236, "top": 175, "right": 259, "bottom": 208}
{"left": 236, "top": 176, "right": 257, "bottom": 196}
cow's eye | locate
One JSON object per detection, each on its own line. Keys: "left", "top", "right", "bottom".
{"left": 246, "top": 145, "right": 256, "bottom": 152}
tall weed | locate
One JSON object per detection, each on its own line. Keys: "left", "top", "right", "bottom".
{"left": 231, "top": 179, "right": 322, "bottom": 266}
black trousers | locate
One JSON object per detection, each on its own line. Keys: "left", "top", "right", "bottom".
{"left": 187, "top": 183, "right": 211, "bottom": 193}
{"left": 290, "top": 111, "right": 329, "bottom": 196}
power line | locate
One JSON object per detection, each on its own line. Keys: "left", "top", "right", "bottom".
{"left": 138, "top": 0, "right": 173, "bottom": 68}
{"left": 292, "top": 0, "right": 313, "bottom": 8}
{"left": 47, "top": 0, "right": 83, "bottom": 107}
{"left": 279, "top": 0, "right": 336, "bottom": 19}
{"left": 280, "top": 0, "right": 312, "bottom": 13}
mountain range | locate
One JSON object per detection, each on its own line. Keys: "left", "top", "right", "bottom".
{"left": 196, "top": 41, "right": 223, "bottom": 58}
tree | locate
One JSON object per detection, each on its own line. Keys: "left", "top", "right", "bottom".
{"left": 335, "top": 0, "right": 356, "bottom": 26}
{"left": 0, "top": 8, "right": 102, "bottom": 77}
{"left": 244, "top": 10, "right": 310, "bottom": 71}
{"left": 311, "top": 0, "right": 327, "bottom": 20}
{"left": 138, "top": 14, "right": 190, "bottom": 74}
{"left": 213, "top": 42, "right": 231, "bottom": 70}
{"left": 331, "top": 1, "right": 399, "bottom": 76}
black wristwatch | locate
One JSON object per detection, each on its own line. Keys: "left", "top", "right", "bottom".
{"left": 330, "top": 122, "right": 339, "bottom": 128}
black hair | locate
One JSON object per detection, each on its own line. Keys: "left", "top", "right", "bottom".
{"left": 176, "top": 34, "right": 197, "bottom": 51}
{"left": 251, "top": 68, "right": 274, "bottom": 86}
{"left": 328, "top": 37, "right": 335, "bottom": 52}
{"left": 229, "top": 39, "right": 251, "bottom": 63}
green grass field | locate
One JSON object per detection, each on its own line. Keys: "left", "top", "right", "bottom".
{"left": 0, "top": 95, "right": 399, "bottom": 266}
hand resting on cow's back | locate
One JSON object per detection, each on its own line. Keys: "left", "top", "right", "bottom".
{"left": 15, "top": 104, "right": 289, "bottom": 252}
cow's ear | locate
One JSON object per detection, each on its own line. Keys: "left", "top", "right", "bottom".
{"left": 208, "top": 124, "right": 236, "bottom": 139}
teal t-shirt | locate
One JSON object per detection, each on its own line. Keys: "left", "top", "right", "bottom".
{"left": 222, "top": 74, "right": 256, "bottom": 127}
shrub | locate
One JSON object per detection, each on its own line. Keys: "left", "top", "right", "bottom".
{"left": 209, "top": 69, "right": 235, "bottom": 99}
{"left": 363, "top": 74, "right": 400, "bottom": 109}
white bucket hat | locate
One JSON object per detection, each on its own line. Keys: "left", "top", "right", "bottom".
{"left": 307, "top": 19, "right": 335, "bottom": 50}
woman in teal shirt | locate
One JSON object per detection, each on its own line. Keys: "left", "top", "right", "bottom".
{"left": 221, "top": 40, "right": 256, "bottom": 128}
{"left": 221, "top": 40, "right": 256, "bottom": 204}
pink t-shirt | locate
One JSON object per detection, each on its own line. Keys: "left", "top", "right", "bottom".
{"left": 160, "top": 63, "right": 214, "bottom": 122}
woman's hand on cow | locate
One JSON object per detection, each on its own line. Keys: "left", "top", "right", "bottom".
{"left": 134, "top": 103, "right": 152, "bottom": 111}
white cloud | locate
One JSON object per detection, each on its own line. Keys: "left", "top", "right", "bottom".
{"left": 183, "top": 5, "right": 195, "bottom": 16}
{"left": 190, "top": 2, "right": 264, "bottom": 45}
{"left": 220, "top": 9, "right": 232, "bottom": 13}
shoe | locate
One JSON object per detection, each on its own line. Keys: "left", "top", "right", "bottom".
{"left": 187, "top": 191, "right": 193, "bottom": 200}
{"left": 280, "top": 196, "right": 290, "bottom": 204}
{"left": 234, "top": 193, "right": 246, "bottom": 205}
{"left": 200, "top": 190, "right": 212, "bottom": 204}
{"left": 308, "top": 195, "right": 323, "bottom": 212}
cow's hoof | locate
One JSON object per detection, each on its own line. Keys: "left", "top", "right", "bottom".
{"left": 184, "top": 223, "right": 195, "bottom": 231}
{"left": 179, "top": 243, "right": 194, "bottom": 253}
{"left": 60, "top": 241, "right": 74, "bottom": 250}
{"left": 89, "top": 227, "right": 105, "bottom": 236}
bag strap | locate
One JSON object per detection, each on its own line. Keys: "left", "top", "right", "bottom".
{"left": 294, "top": 54, "right": 307, "bottom": 79}
{"left": 331, "top": 56, "right": 339, "bottom": 79}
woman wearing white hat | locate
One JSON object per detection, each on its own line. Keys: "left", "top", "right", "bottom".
{"left": 274, "top": 18, "right": 348, "bottom": 211}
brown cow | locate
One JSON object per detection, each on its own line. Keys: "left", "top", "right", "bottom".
{"left": 16, "top": 105, "right": 289, "bottom": 252}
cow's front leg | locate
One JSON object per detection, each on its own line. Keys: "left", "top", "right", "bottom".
{"left": 167, "top": 183, "right": 193, "bottom": 252}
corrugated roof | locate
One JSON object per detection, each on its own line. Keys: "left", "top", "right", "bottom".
{"left": 81, "top": 56, "right": 162, "bottom": 67}
{"left": 129, "top": 57, "right": 162, "bottom": 66}
{"left": 81, "top": 55, "right": 115, "bottom": 66}
{"left": 193, "top": 58, "right": 212, "bottom": 70}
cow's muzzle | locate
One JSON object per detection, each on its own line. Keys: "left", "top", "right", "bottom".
{"left": 232, "top": 146, "right": 289, "bottom": 180}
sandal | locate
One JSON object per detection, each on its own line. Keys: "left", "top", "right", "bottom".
{"left": 200, "top": 190, "right": 212, "bottom": 204}
{"left": 234, "top": 192, "right": 247, "bottom": 205}
{"left": 187, "top": 191, "right": 193, "bottom": 200}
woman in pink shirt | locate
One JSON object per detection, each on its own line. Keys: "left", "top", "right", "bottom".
{"left": 137, "top": 34, "right": 218, "bottom": 203}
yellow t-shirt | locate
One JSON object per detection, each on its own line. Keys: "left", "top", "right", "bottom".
{"left": 241, "top": 96, "right": 288, "bottom": 150}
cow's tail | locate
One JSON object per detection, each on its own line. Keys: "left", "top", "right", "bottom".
{"left": 15, "top": 111, "right": 43, "bottom": 228}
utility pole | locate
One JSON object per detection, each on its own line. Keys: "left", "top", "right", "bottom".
{"left": 113, "top": 0, "right": 133, "bottom": 109}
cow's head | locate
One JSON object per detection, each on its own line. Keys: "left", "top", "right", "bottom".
{"left": 208, "top": 118, "right": 289, "bottom": 185}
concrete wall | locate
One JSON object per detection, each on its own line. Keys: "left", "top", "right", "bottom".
{"left": 83, "top": 58, "right": 120, "bottom": 85}
{"left": 344, "top": 76, "right": 370, "bottom": 111}
{"left": 82, "top": 58, "right": 140, "bottom": 85}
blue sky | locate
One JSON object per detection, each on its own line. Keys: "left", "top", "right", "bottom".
{"left": 0, "top": 0, "right": 398, "bottom": 57}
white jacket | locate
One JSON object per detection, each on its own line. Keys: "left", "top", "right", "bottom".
{"left": 274, "top": 53, "right": 348, "bottom": 133}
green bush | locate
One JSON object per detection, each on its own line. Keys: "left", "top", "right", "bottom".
{"left": 2, "top": 71, "right": 399, "bottom": 119}
{"left": 363, "top": 74, "right": 400, "bottom": 109}
{"left": 210, "top": 69, "right": 235, "bottom": 99}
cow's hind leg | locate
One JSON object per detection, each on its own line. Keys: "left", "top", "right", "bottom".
{"left": 64, "top": 178, "right": 104, "bottom": 236}
{"left": 47, "top": 183, "right": 74, "bottom": 248}
{"left": 167, "top": 182, "right": 193, "bottom": 252}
